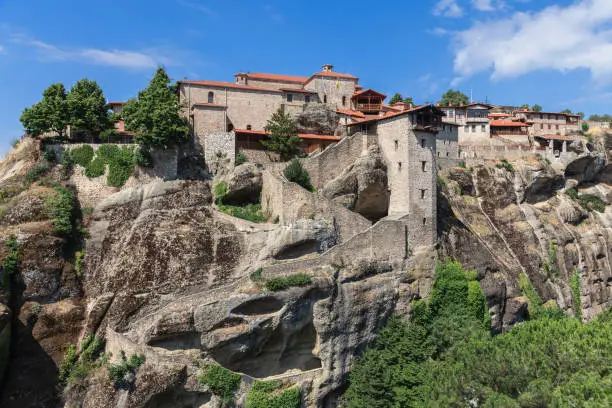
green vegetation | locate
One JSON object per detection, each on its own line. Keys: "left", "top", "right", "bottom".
{"left": 531, "top": 104, "right": 543, "bottom": 112}
{"left": 2, "top": 235, "right": 19, "bottom": 290}
{"left": 265, "top": 274, "right": 312, "bottom": 292}
{"left": 250, "top": 267, "right": 263, "bottom": 282}
{"left": 59, "top": 335, "right": 105, "bottom": 386}
{"left": 69, "top": 144, "right": 136, "bottom": 187}
{"left": 43, "top": 149, "right": 57, "bottom": 162}
{"left": 388, "top": 93, "right": 414, "bottom": 106}
{"left": 45, "top": 185, "right": 75, "bottom": 236}
{"left": 215, "top": 181, "right": 266, "bottom": 222}
{"left": 67, "top": 79, "right": 111, "bottom": 136}
{"left": 565, "top": 187, "right": 607, "bottom": 213}
{"left": 24, "top": 162, "right": 51, "bottom": 183}
{"left": 69, "top": 145, "right": 95, "bottom": 167}
{"left": 283, "top": 159, "right": 313, "bottom": 191}
{"left": 20, "top": 83, "right": 70, "bottom": 137}
{"left": 74, "top": 250, "right": 85, "bottom": 277}
{"left": 589, "top": 113, "right": 612, "bottom": 122}
{"left": 495, "top": 159, "right": 514, "bottom": 172}
{"left": 458, "top": 160, "right": 466, "bottom": 168}
{"left": 84, "top": 156, "right": 105, "bottom": 178}
{"left": 440, "top": 89, "right": 469, "bottom": 106}
{"left": 235, "top": 151, "right": 248, "bottom": 166}
{"left": 344, "top": 261, "right": 612, "bottom": 407}
{"left": 261, "top": 108, "right": 302, "bottom": 160}
{"left": 570, "top": 269, "right": 582, "bottom": 320}
{"left": 106, "top": 146, "right": 135, "bottom": 187}
{"left": 122, "top": 67, "right": 189, "bottom": 148}
{"left": 246, "top": 380, "right": 301, "bottom": 408}
{"left": 134, "top": 147, "right": 153, "bottom": 168}
{"left": 108, "top": 350, "right": 145, "bottom": 388}
{"left": 58, "top": 344, "right": 78, "bottom": 384}
{"left": 214, "top": 182, "right": 228, "bottom": 204}
{"left": 582, "top": 121, "right": 590, "bottom": 132}
{"left": 196, "top": 364, "right": 241, "bottom": 404}
{"left": 543, "top": 240, "right": 559, "bottom": 279}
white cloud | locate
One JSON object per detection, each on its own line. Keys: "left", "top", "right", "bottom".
{"left": 11, "top": 36, "right": 172, "bottom": 69}
{"left": 433, "top": 0, "right": 464, "bottom": 18}
{"left": 472, "top": 0, "right": 495, "bottom": 11}
{"left": 428, "top": 27, "right": 450, "bottom": 36}
{"left": 175, "top": 0, "right": 215, "bottom": 16}
{"left": 451, "top": 0, "right": 612, "bottom": 83}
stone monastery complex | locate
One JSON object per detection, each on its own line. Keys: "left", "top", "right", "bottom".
{"left": 108, "top": 64, "right": 589, "bottom": 247}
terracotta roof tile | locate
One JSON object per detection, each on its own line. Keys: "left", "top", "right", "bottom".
{"left": 178, "top": 80, "right": 282, "bottom": 93}
{"left": 234, "top": 128, "right": 340, "bottom": 141}
{"left": 239, "top": 72, "right": 308, "bottom": 83}
{"left": 279, "top": 88, "right": 317, "bottom": 94}
{"left": 490, "top": 120, "right": 530, "bottom": 127}
{"left": 336, "top": 109, "right": 365, "bottom": 118}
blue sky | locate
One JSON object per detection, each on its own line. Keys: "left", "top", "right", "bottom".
{"left": 1, "top": 0, "right": 611, "bottom": 154}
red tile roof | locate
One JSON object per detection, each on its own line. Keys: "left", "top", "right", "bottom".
{"left": 489, "top": 113, "right": 510, "bottom": 117}
{"left": 238, "top": 72, "right": 308, "bottom": 83}
{"left": 279, "top": 88, "right": 317, "bottom": 94}
{"left": 107, "top": 101, "right": 126, "bottom": 106}
{"left": 490, "top": 120, "right": 530, "bottom": 127}
{"left": 178, "top": 80, "right": 282, "bottom": 93}
{"left": 336, "top": 109, "right": 365, "bottom": 118}
{"left": 352, "top": 88, "right": 387, "bottom": 99}
{"left": 308, "top": 71, "right": 359, "bottom": 81}
{"left": 234, "top": 128, "right": 340, "bottom": 141}
{"left": 515, "top": 110, "right": 581, "bottom": 117}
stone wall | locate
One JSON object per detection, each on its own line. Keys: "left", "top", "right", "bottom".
{"left": 261, "top": 169, "right": 371, "bottom": 244}
{"left": 514, "top": 112, "right": 580, "bottom": 136}
{"left": 436, "top": 124, "right": 459, "bottom": 161}
{"left": 204, "top": 132, "right": 235, "bottom": 175}
{"left": 192, "top": 106, "right": 227, "bottom": 146}
{"left": 456, "top": 122, "right": 491, "bottom": 145}
{"left": 303, "top": 132, "right": 377, "bottom": 189}
{"left": 304, "top": 76, "right": 357, "bottom": 110}
{"left": 586, "top": 121, "right": 611, "bottom": 129}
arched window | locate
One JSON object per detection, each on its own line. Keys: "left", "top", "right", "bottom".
{"left": 208, "top": 91, "right": 214, "bottom": 104}
{"left": 342, "top": 96, "right": 346, "bottom": 106}
{"left": 246, "top": 124, "right": 252, "bottom": 130}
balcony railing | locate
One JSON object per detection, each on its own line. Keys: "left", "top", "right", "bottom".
{"left": 466, "top": 116, "right": 489, "bottom": 122}
{"left": 356, "top": 103, "right": 382, "bottom": 112}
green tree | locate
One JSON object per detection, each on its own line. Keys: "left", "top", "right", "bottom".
{"left": 561, "top": 109, "right": 573, "bottom": 114}
{"left": 389, "top": 93, "right": 403, "bottom": 105}
{"left": 402, "top": 96, "right": 414, "bottom": 105}
{"left": 520, "top": 103, "right": 530, "bottom": 109}
{"left": 582, "top": 121, "right": 590, "bottom": 132}
{"left": 122, "top": 67, "right": 189, "bottom": 148}
{"left": 67, "top": 79, "right": 110, "bottom": 136}
{"left": 440, "top": 89, "right": 469, "bottom": 106}
{"left": 20, "top": 83, "right": 70, "bottom": 137}
{"left": 261, "top": 108, "right": 301, "bottom": 160}
{"left": 531, "top": 104, "right": 543, "bottom": 112}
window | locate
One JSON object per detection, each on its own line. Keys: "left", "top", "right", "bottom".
{"left": 548, "top": 124, "right": 552, "bottom": 130}
{"left": 556, "top": 124, "right": 559, "bottom": 130}
{"left": 305, "top": 95, "right": 310, "bottom": 103}
{"left": 207, "top": 91, "right": 214, "bottom": 104}
{"left": 540, "top": 114, "right": 543, "bottom": 119}
{"left": 481, "top": 124, "right": 486, "bottom": 132}
{"left": 324, "top": 95, "right": 327, "bottom": 103}
{"left": 421, "top": 139, "right": 426, "bottom": 148}
{"left": 394, "top": 140, "right": 398, "bottom": 150}
{"left": 246, "top": 124, "right": 252, "bottom": 130}
{"left": 342, "top": 96, "right": 346, "bottom": 106}
{"left": 446, "top": 152, "right": 449, "bottom": 157}
{"left": 398, "top": 162, "right": 402, "bottom": 171}
{"left": 420, "top": 189, "right": 426, "bottom": 199}
{"left": 464, "top": 125, "right": 469, "bottom": 132}
{"left": 540, "top": 124, "right": 544, "bottom": 129}
{"left": 423, "top": 218, "right": 427, "bottom": 225}
{"left": 438, "top": 152, "right": 440, "bottom": 157}
{"left": 472, "top": 125, "right": 476, "bottom": 132}
{"left": 448, "top": 110, "right": 454, "bottom": 118}
{"left": 421, "top": 161, "right": 427, "bottom": 172}
{"left": 286, "top": 94, "right": 293, "bottom": 102}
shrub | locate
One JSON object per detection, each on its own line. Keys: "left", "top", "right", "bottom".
{"left": 458, "top": 160, "right": 466, "bottom": 168}
{"left": 197, "top": 364, "right": 241, "bottom": 404}
{"left": 2, "top": 235, "right": 19, "bottom": 290}
{"left": 106, "top": 147, "right": 135, "bottom": 187}
{"left": 45, "top": 186, "right": 75, "bottom": 236}
{"left": 250, "top": 268, "right": 263, "bottom": 282}
{"left": 70, "top": 145, "right": 94, "bottom": 167}
{"left": 43, "top": 149, "right": 57, "bottom": 162}
{"left": 108, "top": 350, "right": 145, "bottom": 388}
{"left": 218, "top": 203, "right": 266, "bottom": 223}
{"left": 565, "top": 187, "right": 579, "bottom": 200}
{"left": 265, "top": 274, "right": 312, "bottom": 292}
{"left": 134, "top": 147, "right": 153, "bottom": 168}
{"left": 74, "top": 250, "right": 85, "bottom": 277}
{"left": 84, "top": 156, "right": 106, "bottom": 178}
{"left": 570, "top": 270, "right": 582, "bottom": 320}
{"left": 214, "top": 182, "right": 228, "bottom": 205}
{"left": 495, "top": 159, "right": 514, "bottom": 172}
{"left": 284, "top": 159, "right": 313, "bottom": 191}
{"left": 235, "top": 151, "right": 248, "bottom": 166}
{"left": 59, "top": 344, "right": 78, "bottom": 384}
{"left": 246, "top": 380, "right": 301, "bottom": 408}
{"left": 582, "top": 121, "right": 589, "bottom": 132}
{"left": 566, "top": 188, "right": 607, "bottom": 213}
{"left": 24, "top": 162, "right": 50, "bottom": 183}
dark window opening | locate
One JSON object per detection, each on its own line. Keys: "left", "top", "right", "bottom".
{"left": 305, "top": 95, "right": 310, "bottom": 103}
{"left": 398, "top": 162, "right": 402, "bottom": 171}
{"left": 246, "top": 124, "right": 252, "bottom": 130}
{"left": 287, "top": 94, "right": 293, "bottom": 102}
{"left": 323, "top": 95, "right": 327, "bottom": 103}
{"left": 423, "top": 218, "right": 427, "bottom": 225}
{"left": 342, "top": 96, "right": 346, "bottom": 106}
{"left": 394, "top": 140, "right": 398, "bottom": 150}
{"left": 420, "top": 189, "right": 426, "bottom": 199}
{"left": 421, "top": 139, "right": 426, "bottom": 148}
{"left": 421, "top": 161, "right": 427, "bottom": 172}
{"left": 208, "top": 91, "right": 214, "bottom": 104}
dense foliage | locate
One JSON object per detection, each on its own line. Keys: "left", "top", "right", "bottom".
{"left": 588, "top": 113, "right": 612, "bottom": 122}
{"left": 107, "top": 350, "right": 145, "bottom": 388}
{"left": 283, "top": 159, "right": 313, "bottom": 191}
{"left": 246, "top": 380, "right": 301, "bottom": 408}
{"left": 261, "top": 108, "right": 302, "bottom": 160}
{"left": 265, "top": 274, "right": 312, "bottom": 292}
{"left": 197, "top": 364, "right": 241, "bottom": 404}
{"left": 566, "top": 187, "right": 607, "bottom": 213}
{"left": 531, "top": 104, "right": 543, "bottom": 112}
{"left": 20, "top": 83, "right": 70, "bottom": 137}
{"left": 2, "top": 235, "right": 19, "bottom": 290}
{"left": 59, "top": 335, "right": 104, "bottom": 385}
{"left": 67, "top": 79, "right": 110, "bottom": 136}
{"left": 45, "top": 185, "right": 76, "bottom": 236}
{"left": 343, "top": 261, "right": 612, "bottom": 407}
{"left": 67, "top": 145, "right": 136, "bottom": 187}
{"left": 214, "top": 182, "right": 265, "bottom": 222}
{"left": 122, "top": 67, "right": 189, "bottom": 148}
{"left": 440, "top": 89, "right": 469, "bottom": 106}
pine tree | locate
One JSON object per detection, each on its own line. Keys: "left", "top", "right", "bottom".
{"left": 261, "top": 108, "right": 301, "bottom": 161}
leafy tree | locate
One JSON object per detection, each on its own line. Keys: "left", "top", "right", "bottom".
{"left": 561, "top": 109, "right": 573, "bottom": 114}
{"left": 577, "top": 112, "right": 585, "bottom": 119}
{"left": 589, "top": 114, "right": 612, "bottom": 121}
{"left": 67, "top": 79, "right": 110, "bottom": 136}
{"left": 122, "top": 67, "right": 189, "bottom": 148}
{"left": 582, "top": 121, "right": 590, "bottom": 132}
{"left": 531, "top": 104, "right": 543, "bottom": 112}
{"left": 261, "top": 108, "right": 301, "bottom": 160}
{"left": 440, "top": 89, "right": 469, "bottom": 106}
{"left": 520, "top": 103, "right": 530, "bottom": 110}
{"left": 20, "top": 83, "right": 70, "bottom": 137}
{"left": 402, "top": 96, "right": 414, "bottom": 105}
{"left": 389, "top": 93, "right": 403, "bottom": 105}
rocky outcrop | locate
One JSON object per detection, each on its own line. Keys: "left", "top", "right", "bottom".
{"left": 220, "top": 163, "right": 262, "bottom": 205}
{"left": 296, "top": 104, "right": 340, "bottom": 136}
{"left": 321, "top": 145, "right": 390, "bottom": 221}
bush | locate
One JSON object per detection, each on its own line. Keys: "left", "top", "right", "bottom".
{"left": 495, "top": 159, "right": 514, "bottom": 172}
{"left": 235, "top": 151, "right": 248, "bottom": 166}
{"left": 134, "top": 147, "right": 153, "bottom": 168}
{"left": 582, "top": 121, "right": 589, "bottom": 132}
{"left": 2, "top": 235, "right": 19, "bottom": 290}
{"left": 74, "top": 250, "right": 85, "bottom": 277}
{"left": 265, "top": 274, "right": 312, "bottom": 292}
{"left": 284, "top": 159, "right": 313, "bottom": 191}
{"left": 566, "top": 188, "right": 607, "bottom": 213}
{"left": 59, "top": 344, "right": 78, "bottom": 384}
{"left": 84, "top": 156, "right": 106, "bottom": 178}
{"left": 250, "top": 268, "right": 263, "bottom": 282}
{"left": 570, "top": 270, "right": 582, "bottom": 320}
{"left": 214, "top": 182, "right": 228, "bottom": 205}
{"left": 70, "top": 145, "right": 94, "bottom": 167}
{"left": 106, "top": 147, "right": 135, "bottom": 187}
{"left": 246, "top": 380, "right": 301, "bottom": 408}
{"left": 24, "top": 162, "right": 51, "bottom": 183}
{"left": 218, "top": 203, "right": 266, "bottom": 223}
{"left": 45, "top": 186, "right": 75, "bottom": 236}
{"left": 43, "top": 149, "right": 57, "bottom": 162}
{"left": 197, "top": 364, "right": 241, "bottom": 404}
{"left": 108, "top": 350, "right": 145, "bottom": 388}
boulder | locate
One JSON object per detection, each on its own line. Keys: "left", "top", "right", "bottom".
{"left": 221, "top": 163, "right": 262, "bottom": 205}
{"left": 296, "top": 103, "right": 339, "bottom": 136}
{"left": 321, "top": 145, "right": 389, "bottom": 221}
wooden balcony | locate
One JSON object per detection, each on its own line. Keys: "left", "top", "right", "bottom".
{"left": 355, "top": 103, "right": 382, "bottom": 112}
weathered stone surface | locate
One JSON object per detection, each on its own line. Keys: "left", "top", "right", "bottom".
{"left": 221, "top": 163, "right": 262, "bottom": 205}
{"left": 321, "top": 145, "right": 389, "bottom": 221}
{"left": 295, "top": 103, "right": 339, "bottom": 136}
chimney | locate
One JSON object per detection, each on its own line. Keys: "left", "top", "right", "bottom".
{"left": 322, "top": 64, "right": 334, "bottom": 72}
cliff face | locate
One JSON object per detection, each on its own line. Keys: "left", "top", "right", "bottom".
{"left": 0, "top": 135, "right": 611, "bottom": 408}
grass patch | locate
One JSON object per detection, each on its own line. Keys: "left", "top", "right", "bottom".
{"left": 197, "top": 364, "right": 241, "bottom": 404}
{"left": 265, "top": 274, "right": 312, "bottom": 292}
{"left": 566, "top": 188, "right": 607, "bottom": 213}
{"left": 543, "top": 240, "right": 559, "bottom": 279}
{"left": 284, "top": 159, "right": 313, "bottom": 191}
{"left": 246, "top": 380, "right": 301, "bottom": 408}
{"left": 218, "top": 203, "right": 265, "bottom": 223}
{"left": 2, "top": 235, "right": 19, "bottom": 291}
